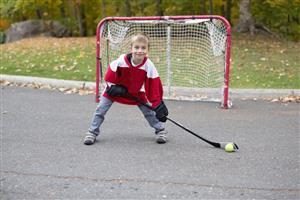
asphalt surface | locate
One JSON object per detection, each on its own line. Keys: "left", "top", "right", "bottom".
{"left": 1, "top": 85, "right": 299, "bottom": 199}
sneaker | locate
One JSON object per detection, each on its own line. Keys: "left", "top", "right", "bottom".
{"left": 83, "top": 132, "right": 97, "bottom": 145}
{"left": 156, "top": 129, "right": 167, "bottom": 144}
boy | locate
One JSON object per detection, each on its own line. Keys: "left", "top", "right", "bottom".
{"left": 84, "top": 33, "right": 168, "bottom": 145}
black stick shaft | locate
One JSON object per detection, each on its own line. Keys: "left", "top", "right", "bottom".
{"left": 125, "top": 93, "right": 221, "bottom": 148}
{"left": 166, "top": 117, "right": 220, "bottom": 148}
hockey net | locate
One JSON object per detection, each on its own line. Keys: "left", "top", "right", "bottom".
{"left": 96, "top": 16, "right": 232, "bottom": 108}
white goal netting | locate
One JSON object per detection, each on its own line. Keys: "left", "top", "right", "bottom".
{"left": 97, "top": 16, "right": 231, "bottom": 107}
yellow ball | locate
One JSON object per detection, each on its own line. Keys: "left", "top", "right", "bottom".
{"left": 225, "top": 143, "right": 234, "bottom": 152}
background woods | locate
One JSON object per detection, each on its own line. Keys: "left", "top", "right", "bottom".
{"left": 0, "top": 0, "right": 299, "bottom": 89}
{"left": 0, "top": 0, "right": 299, "bottom": 41}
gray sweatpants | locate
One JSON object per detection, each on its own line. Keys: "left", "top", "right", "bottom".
{"left": 88, "top": 96, "right": 165, "bottom": 136}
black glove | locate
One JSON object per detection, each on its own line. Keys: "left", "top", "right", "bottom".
{"left": 106, "top": 85, "right": 128, "bottom": 97}
{"left": 154, "top": 101, "right": 168, "bottom": 122}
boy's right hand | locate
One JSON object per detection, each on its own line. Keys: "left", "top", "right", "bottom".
{"left": 106, "top": 85, "right": 128, "bottom": 97}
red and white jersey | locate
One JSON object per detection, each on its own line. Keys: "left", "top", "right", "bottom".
{"left": 103, "top": 54, "right": 163, "bottom": 108}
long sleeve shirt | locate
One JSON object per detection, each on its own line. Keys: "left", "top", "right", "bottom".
{"left": 102, "top": 53, "right": 163, "bottom": 108}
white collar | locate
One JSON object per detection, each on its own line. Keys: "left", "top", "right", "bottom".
{"left": 131, "top": 59, "right": 139, "bottom": 67}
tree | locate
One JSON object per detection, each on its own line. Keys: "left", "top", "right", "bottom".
{"left": 234, "top": 0, "right": 256, "bottom": 34}
{"left": 209, "top": 0, "right": 213, "bottom": 14}
{"left": 156, "top": 0, "right": 164, "bottom": 16}
{"left": 101, "top": 0, "right": 106, "bottom": 17}
{"left": 76, "top": 2, "right": 87, "bottom": 36}
{"left": 235, "top": 0, "right": 278, "bottom": 36}
{"left": 124, "top": 0, "right": 132, "bottom": 16}
{"left": 0, "top": 0, "right": 298, "bottom": 40}
{"left": 225, "top": 0, "right": 232, "bottom": 24}
{"left": 200, "top": 0, "right": 206, "bottom": 14}
{"left": 68, "top": 0, "right": 87, "bottom": 36}
{"left": 252, "top": 0, "right": 300, "bottom": 41}
{"left": 35, "top": 5, "right": 42, "bottom": 19}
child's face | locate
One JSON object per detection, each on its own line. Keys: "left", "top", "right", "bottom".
{"left": 131, "top": 41, "right": 148, "bottom": 63}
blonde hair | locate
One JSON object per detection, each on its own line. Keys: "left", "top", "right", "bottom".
{"left": 131, "top": 33, "right": 150, "bottom": 48}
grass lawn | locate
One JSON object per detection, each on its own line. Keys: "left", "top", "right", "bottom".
{"left": 1, "top": 34, "right": 299, "bottom": 89}
{"left": 231, "top": 34, "right": 299, "bottom": 89}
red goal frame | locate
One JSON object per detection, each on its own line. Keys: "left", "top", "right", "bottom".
{"left": 95, "top": 15, "right": 231, "bottom": 108}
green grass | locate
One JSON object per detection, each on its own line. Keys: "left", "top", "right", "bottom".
{"left": 0, "top": 37, "right": 95, "bottom": 81}
{"left": 231, "top": 34, "right": 299, "bottom": 88}
{"left": 1, "top": 35, "right": 299, "bottom": 89}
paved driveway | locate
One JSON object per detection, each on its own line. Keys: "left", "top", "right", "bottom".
{"left": 1, "top": 86, "right": 299, "bottom": 199}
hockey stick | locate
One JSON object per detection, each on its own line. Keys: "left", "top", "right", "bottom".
{"left": 125, "top": 93, "right": 239, "bottom": 151}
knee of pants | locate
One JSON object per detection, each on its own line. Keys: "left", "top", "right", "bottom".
{"left": 95, "top": 106, "right": 110, "bottom": 116}
{"left": 95, "top": 109, "right": 107, "bottom": 117}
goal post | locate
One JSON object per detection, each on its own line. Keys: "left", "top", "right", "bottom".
{"left": 96, "top": 15, "right": 232, "bottom": 108}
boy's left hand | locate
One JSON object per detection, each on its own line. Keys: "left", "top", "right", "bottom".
{"left": 154, "top": 101, "right": 168, "bottom": 122}
{"left": 106, "top": 85, "right": 128, "bottom": 97}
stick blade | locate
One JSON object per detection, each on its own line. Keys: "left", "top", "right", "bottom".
{"left": 233, "top": 143, "right": 239, "bottom": 150}
{"left": 220, "top": 142, "right": 239, "bottom": 151}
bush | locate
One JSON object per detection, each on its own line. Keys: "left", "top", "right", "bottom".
{"left": 0, "top": 32, "right": 6, "bottom": 44}
{"left": 252, "top": 0, "right": 300, "bottom": 41}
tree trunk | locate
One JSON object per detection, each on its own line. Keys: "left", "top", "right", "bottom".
{"left": 235, "top": 0, "right": 255, "bottom": 35}
{"left": 101, "top": 0, "right": 106, "bottom": 17}
{"left": 156, "top": 0, "right": 164, "bottom": 16}
{"left": 36, "top": 7, "right": 42, "bottom": 19}
{"left": 209, "top": 0, "right": 213, "bottom": 15}
{"left": 139, "top": 1, "right": 146, "bottom": 14}
{"left": 226, "top": 0, "right": 232, "bottom": 24}
{"left": 74, "top": 2, "right": 87, "bottom": 36}
{"left": 221, "top": 2, "right": 225, "bottom": 17}
{"left": 200, "top": 0, "right": 206, "bottom": 14}
{"left": 125, "top": 0, "right": 132, "bottom": 16}
{"left": 60, "top": 4, "right": 66, "bottom": 19}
